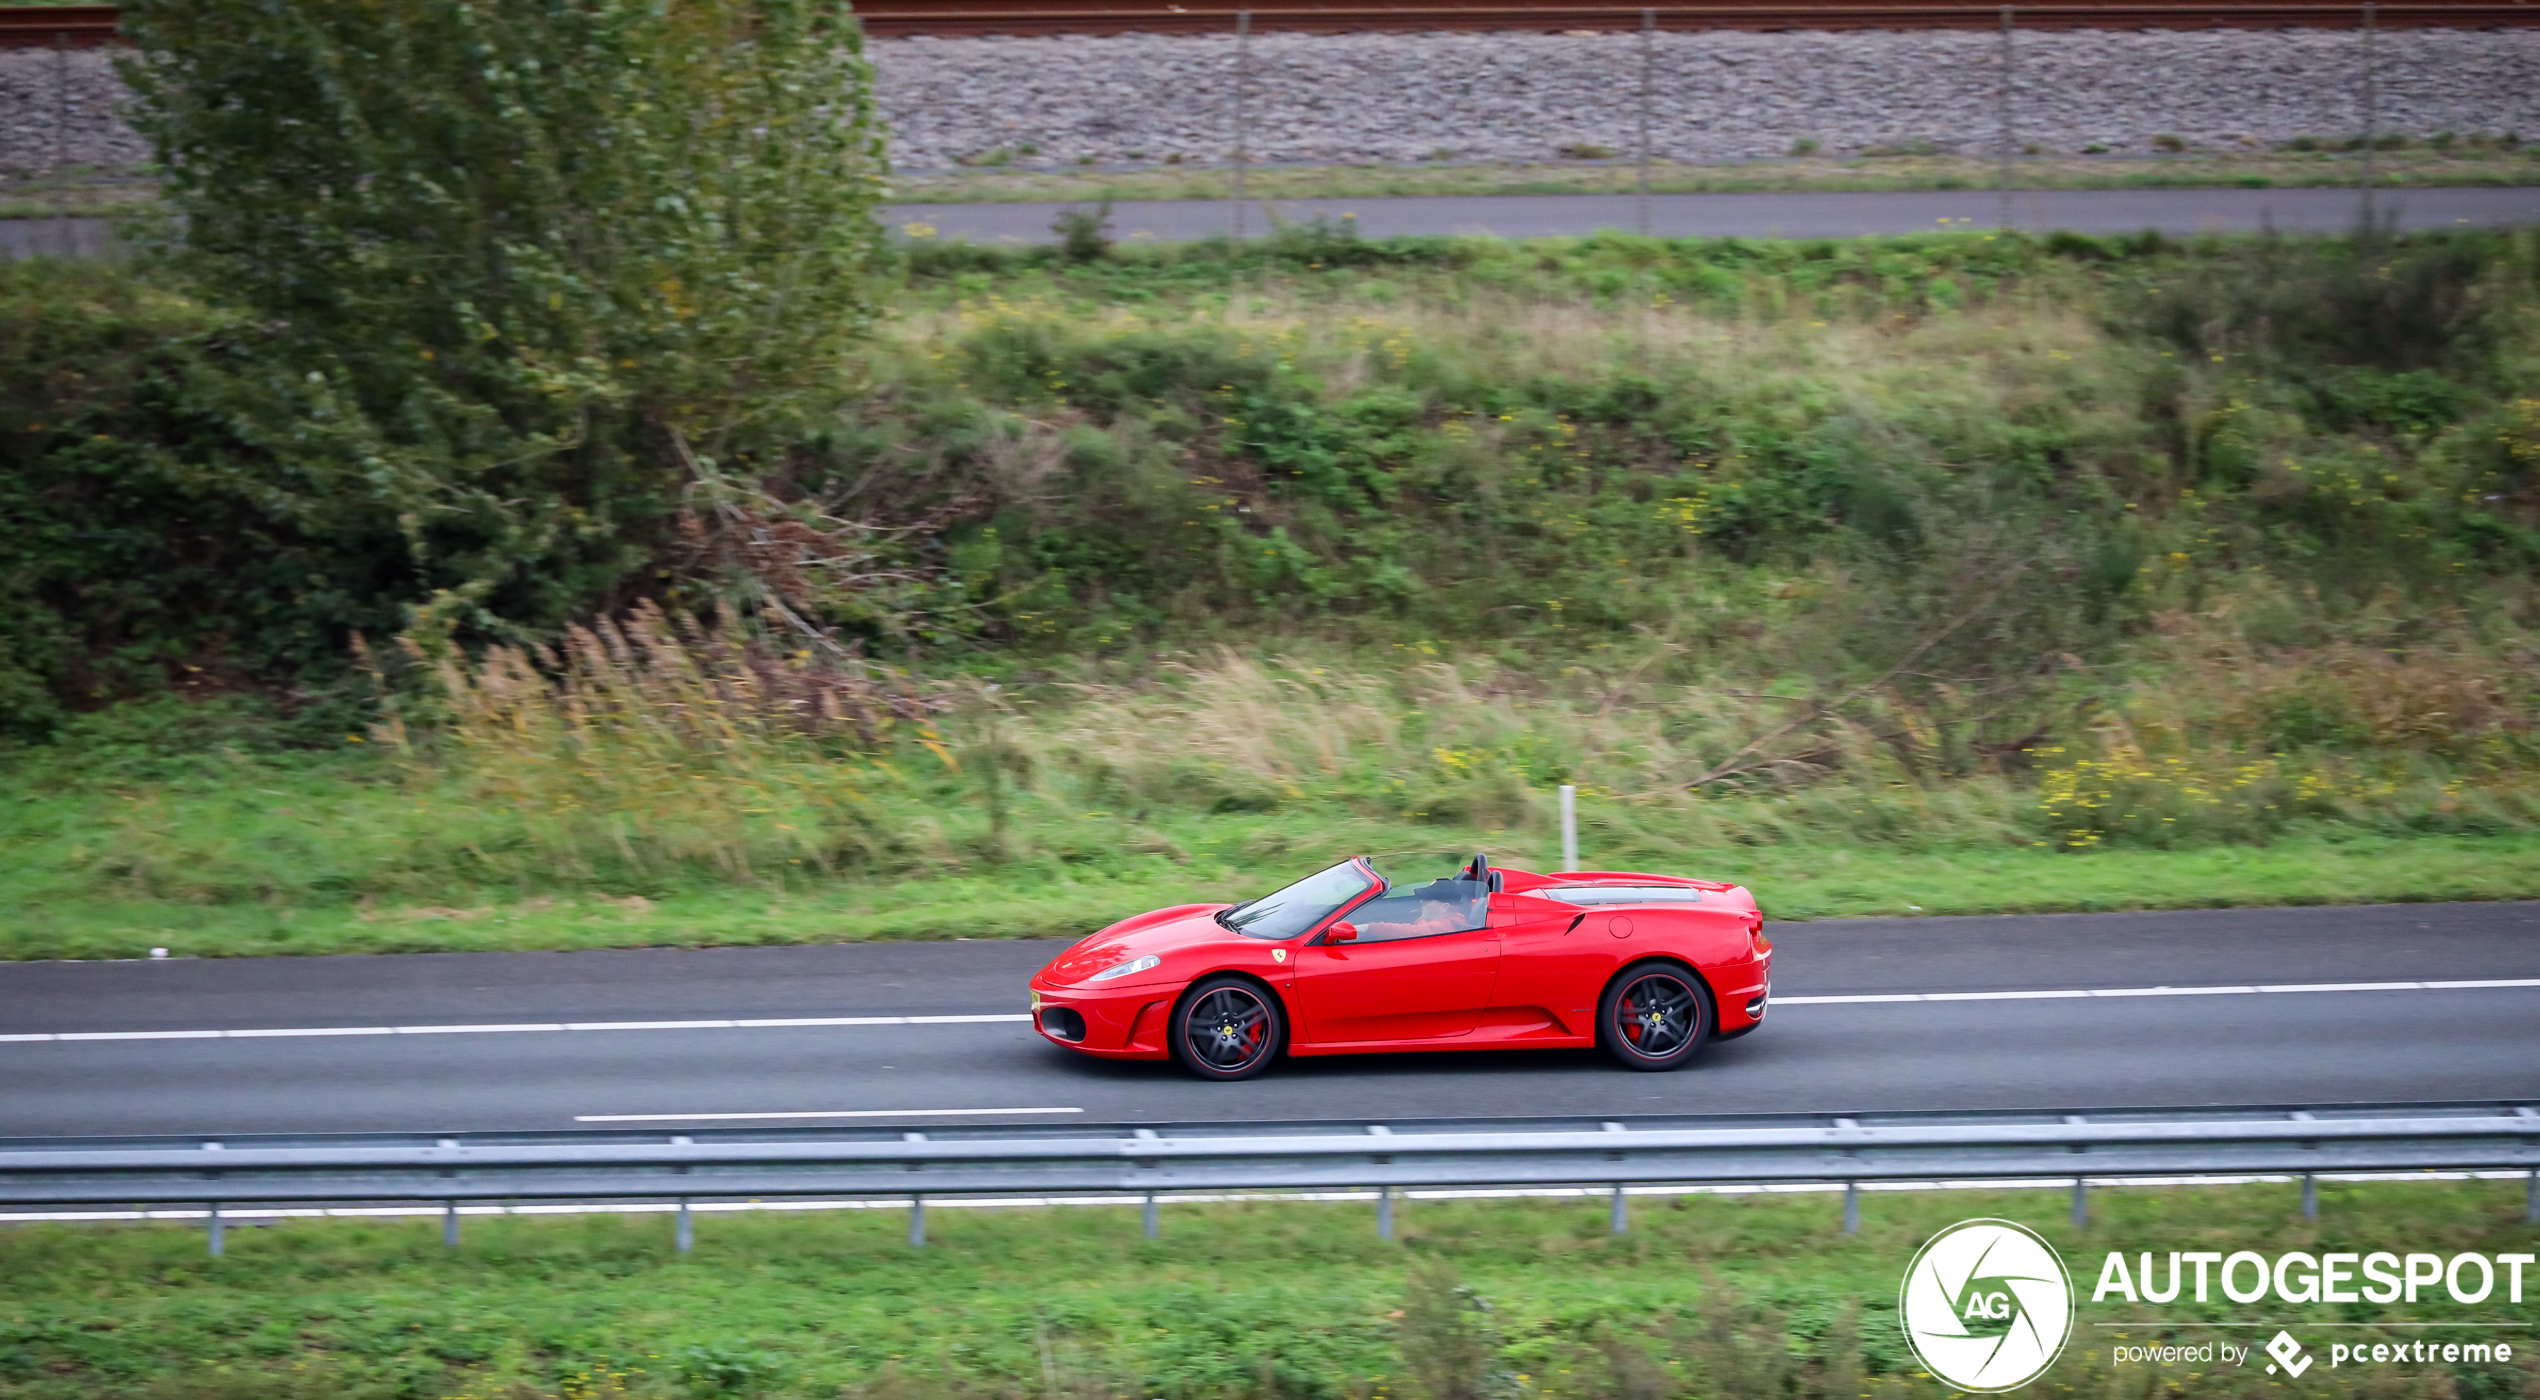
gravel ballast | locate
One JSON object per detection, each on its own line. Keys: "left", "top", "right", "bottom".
{"left": 876, "top": 28, "right": 2540, "bottom": 170}
{"left": 4, "top": 28, "right": 2534, "bottom": 178}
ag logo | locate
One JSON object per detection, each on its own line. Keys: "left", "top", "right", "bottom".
{"left": 1899, "top": 1219, "right": 2074, "bottom": 1392}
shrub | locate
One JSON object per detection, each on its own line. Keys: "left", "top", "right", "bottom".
{"left": 118, "top": 0, "right": 891, "bottom": 641}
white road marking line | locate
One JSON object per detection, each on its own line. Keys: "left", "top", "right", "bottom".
{"left": 1773, "top": 977, "right": 2540, "bottom": 1006}
{"left": 573, "top": 1106, "right": 1085, "bottom": 1122}
{"left": 0, "top": 1014, "right": 1033, "bottom": 1043}
{"left": 5, "top": 978, "right": 2534, "bottom": 1044}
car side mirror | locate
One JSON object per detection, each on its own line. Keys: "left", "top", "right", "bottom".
{"left": 1325, "top": 921, "right": 1358, "bottom": 944}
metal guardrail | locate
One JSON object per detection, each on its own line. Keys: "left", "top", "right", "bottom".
{"left": 6, "top": 1102, "right": 2534, "bottom": 1216}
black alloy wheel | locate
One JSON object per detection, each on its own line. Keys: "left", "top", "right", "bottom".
{"left": 1598, "top": 960, "right": 1713, "bottom": 1071}
{"left": 1170, "top": 976, "right": 1285, "bottom": 1081}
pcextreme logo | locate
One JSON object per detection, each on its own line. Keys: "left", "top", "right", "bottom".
{"left": 1900, "top": 1219, "right": 2077, "bottom": 1393}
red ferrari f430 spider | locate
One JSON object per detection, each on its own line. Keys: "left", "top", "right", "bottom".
{"left": 1028, "top": 852, "right": 1769, "bottom": 1079}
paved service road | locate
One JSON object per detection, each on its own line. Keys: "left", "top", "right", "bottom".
{"left": 3, "top": 901, "right": 2535, "bottom": 1137}
{"left": 14, "top": 187, "right": 2536, "bottom": 264}
{"left": 887, "top": 185, "right": 2540, "bottom": 245}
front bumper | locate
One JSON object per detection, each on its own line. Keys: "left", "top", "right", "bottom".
{"left": 1029, "top": 983, "right": 1175, "bottom": 1061}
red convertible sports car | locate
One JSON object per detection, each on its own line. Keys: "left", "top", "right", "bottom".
{"left": 1028, "top": 852, "right": 1770, "bottom": 1080}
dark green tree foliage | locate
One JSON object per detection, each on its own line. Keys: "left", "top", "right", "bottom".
{"left": 115, "top": 0, "right": 888, "bottom": 635}
{"left": 0, "top": 268, "right": 399, "bottom": 741}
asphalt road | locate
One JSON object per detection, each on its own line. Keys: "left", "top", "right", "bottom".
{"left": 4, "top": 901, "right": 2535, "bottom": 1138}
{"left": 13, "top": 186, "right": 2536, "bottom": 265}
{"left": 888, "top": 185, "right": 2540, "bottom": 245}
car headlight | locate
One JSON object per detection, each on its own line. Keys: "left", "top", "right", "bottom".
{"left": 1087, "top": 954, "right": 1160, "bottom": 982}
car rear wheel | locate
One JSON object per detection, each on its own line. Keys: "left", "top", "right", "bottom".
{"left": 1170, "top": 976, "right": 1284, "bottom": 1081}
{"left": 1598, "top": 960, "right": 1713, "bottom": 1072}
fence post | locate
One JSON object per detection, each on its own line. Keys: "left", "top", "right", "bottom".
{"left": 1610, "top": 1185, "right": 1629, "bottom": 1234}
{"left": 2358, "top": 0, "right": 2377, "bottom": 222}
{"left": 1144, "top": 1192, "right": 1160, "bottom": 1241}
{"left": 2070, "top": 1178, "right": 2087, "bottom": 1228}
{"left": 1559, "top": 785, "right": 1578, "bottom": 871}
{"left": 1377, "top": 1186, "right": 1395, "bottom": 1241}
{"left": 1995, "top": 5, "right": 2015, "bottom": 231}
{"left": 1231, "top": 11, "right": 1251, "bottom": 246}
{"left": 910, "top": 1194, "right": 927, "bottom": 1247}
{"left": 207, "top": 1203, "right": 224, "bottom": 1258}
{"left": 2301, "top": 1174, "right": 2318, "bottom": 1221}
{"left": 55, "top": 30, "right": 73, "bottom": 257}
{"left": 1636, "top": 8, "right": 1654, "bottom": 236}
{"left": 2526, "top": 1169, "right": 2535, "bottom": 1225}
{"left": 675, "top": 1198, "right": 694, "bottom": 1253}
{"left": 1843, "top": 1181, "right": 1861, "bottom": 1234}
{"left": 443, "top": 1201, "right": 460, "bottom": 1249}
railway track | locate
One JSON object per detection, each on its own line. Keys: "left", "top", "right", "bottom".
{"left": 5, "top": 0, "right": 2537, "bottom": 45}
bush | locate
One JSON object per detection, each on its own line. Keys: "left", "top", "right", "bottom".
{"left": 117, "top": 0, "right": 891, "bottom": 639}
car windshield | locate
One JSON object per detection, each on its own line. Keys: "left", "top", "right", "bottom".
{"left": 1217, "top": 860, "right": 1377, "bottom": 940}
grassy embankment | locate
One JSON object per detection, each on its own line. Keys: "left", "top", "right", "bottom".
{"left": 0, "top": 1177, "right": 2531, "bottom": 1400}
{"left": 6, "top": 228, "right": 2538, "bottom": 959}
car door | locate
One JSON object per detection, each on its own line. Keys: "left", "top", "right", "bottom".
{"left": 1484, "top": 891, "right": 1606, "bottom": 1036}
{"left": 1293, "top": 890, "right": 1500, "bottom": 1043}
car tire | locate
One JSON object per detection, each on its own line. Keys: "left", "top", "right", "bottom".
{"left": 1597, "top": 960, "right": 1714, "bottom": 1072}
{"left": 1169, "top": 975, "right": 1285, "bottom": 1081}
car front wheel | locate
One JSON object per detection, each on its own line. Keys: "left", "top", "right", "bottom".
{"left": 1170, "top": 976, "right": 1285, "bottom": 1081}
{"left": 1598, "top": 960, "right": 1713, "bottom": 1072}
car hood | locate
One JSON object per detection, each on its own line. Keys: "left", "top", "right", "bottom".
{"left": 1038, "top": 904, "right": 1236, "bottom": 985}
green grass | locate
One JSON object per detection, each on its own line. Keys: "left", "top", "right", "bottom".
{"left": 8, "top": 813, "right": 2540, "bottom": 962}
{"left": 887, "top": 147, "right": 2540, "bottom": 206}
{"left": 0, "top": 1177, "right": 2531, "bottom": 1399}
{"left": 11, "top": 230, "right": 2540, "bottom": 961}
{"left": 32, "top": 145, "right": 2540, "bottom": 228}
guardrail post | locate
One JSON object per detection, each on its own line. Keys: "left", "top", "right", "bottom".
{"left": 2526, "top": 1169, "right": 2536, "bottom": 1225}
{"left": 2070, "top": 1178, "right": 2087, "bottom": 1228}
{"left": 1610, "top": 1184, "right": 1628, "bottom": 1234}
{"left": 910, "top": 1194, "right": 926, "bottom": 1248}
{"left": 1635, "top": 8, "right": 1653, "bottom": 236}
{"left": 1377, "top": 1186, "right": 1394, "bottom": 1241}
{"left": 443, "top": 1201, "right": 459, "bottom": 1249}
{"left": 1843, "top": 1181, "right": 1860, "bottom": 1234}
{"left": 206, "top": 1203, "right": 224, "bottom": 1258}
{"left": 2301, "top": 1173, "right": 2318, "bottom": 1221}
{"left": 675, "top": 1198, "right": 693, "bottom": 1253}
{"left": 1144, "top": 1192, "right": 1160, "bottom": 1240}
{"left": 1559, "top": 785, "right": 1578, "bottom": 871}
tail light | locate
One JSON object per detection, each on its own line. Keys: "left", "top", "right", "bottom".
{"left": 1745, "top": 909, "right": 1769, "bottom": 956}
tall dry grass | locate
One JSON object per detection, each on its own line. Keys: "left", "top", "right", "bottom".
{"left": 383, "top": 602, "right": 951, "bottom": 883}
{"left": 361, "top": 573, "right": 2540, "bottom": 896}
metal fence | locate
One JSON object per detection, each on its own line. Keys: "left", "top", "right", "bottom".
{"left": 5, "top": 1101, "right": 2535, "bottom": 1254}
{"left": 1184, "top": 2, "right": 2466, "bottom": 238}
{"left": 11, "top": 2, "right": 2540, "bottom": 258}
